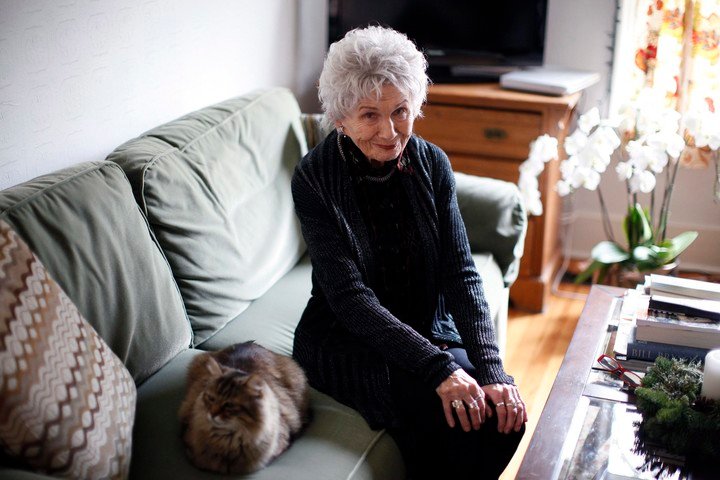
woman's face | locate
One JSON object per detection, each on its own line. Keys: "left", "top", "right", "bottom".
{"left": 337, "top": 84, "right": 414, "bottom": 163}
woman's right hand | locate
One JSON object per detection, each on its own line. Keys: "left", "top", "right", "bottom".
{"left": 435, "top": 369, "right": 489, "bottom": 432}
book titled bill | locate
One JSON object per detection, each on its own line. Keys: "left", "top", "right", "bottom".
{"left": 648, "top": 274, "right": 720, "bottom": 301}
{"left": 626, "top": 325, "right": 709, "bottom": 363}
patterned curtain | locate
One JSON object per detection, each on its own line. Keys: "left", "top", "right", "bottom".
{"left": 631, "top": 0, "right": 719, "bottom": 186}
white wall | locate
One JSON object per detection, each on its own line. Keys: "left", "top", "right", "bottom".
{"left": 295, "top": 0, "right": 327, "bottom": 113}
{"left": 545, "top": 0, "right": 720, "bottom": 273}
{"left": 0, "top": 0, "right": 299, "bottom": 189}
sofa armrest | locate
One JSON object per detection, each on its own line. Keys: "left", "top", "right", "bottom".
{"left": 455, "top": 172, "right": 527, "bottom": 287}
{"left": 301, "top": 113, "right": 333, "bottom": 150}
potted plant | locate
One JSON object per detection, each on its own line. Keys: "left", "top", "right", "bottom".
{"left": 518, "top": 92, "right": 719, "bottom": 286}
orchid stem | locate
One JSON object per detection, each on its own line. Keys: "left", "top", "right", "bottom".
{"left": 597, "top": 187, "right": 616, "bottom": 243}
{"left": 650, "top": 188, "right": 655, "bottom": 233}
{"left": 658, "top": 159, "right": 681, "bottom": 242}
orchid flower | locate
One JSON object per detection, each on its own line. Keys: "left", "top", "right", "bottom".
{"left": 515, "top": 93, "right": 710, "bottom": 281}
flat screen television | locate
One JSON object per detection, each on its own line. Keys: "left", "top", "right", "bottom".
{"left": 328, "top": 0, "right": 548, "bottom": 83}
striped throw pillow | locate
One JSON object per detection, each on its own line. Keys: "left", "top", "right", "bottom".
{"left": 0, "top": 220, "right": 135, "bottom": 479}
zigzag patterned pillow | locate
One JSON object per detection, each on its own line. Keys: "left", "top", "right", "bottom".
{"left": 0, "top": 220, "right": 135, "bottom": 479}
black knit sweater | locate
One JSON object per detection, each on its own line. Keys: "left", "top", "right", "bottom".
{"left": 291, "top": 131, "right": 513, "bottom": 429}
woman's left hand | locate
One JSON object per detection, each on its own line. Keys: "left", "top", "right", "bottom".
{"left": 481, "top": 383, "right": 527, "bottom": 434}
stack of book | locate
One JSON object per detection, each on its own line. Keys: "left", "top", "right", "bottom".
{"left": 624, "top": 275, "right": 720, "bottom": 363}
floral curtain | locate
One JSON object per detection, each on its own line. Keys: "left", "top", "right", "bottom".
{"left": 633, "top": 0, "right": 719, "bottom": 112}
{"left": 630, "top": 0, "right": 719, "bottom": 192}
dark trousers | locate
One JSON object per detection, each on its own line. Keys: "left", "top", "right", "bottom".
{"left": 388, "top": 347, "right": 524, "bottom": 480}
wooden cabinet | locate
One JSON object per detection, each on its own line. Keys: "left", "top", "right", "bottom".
{"left": 415, "top": 83, "right": 580, "bottom": 312}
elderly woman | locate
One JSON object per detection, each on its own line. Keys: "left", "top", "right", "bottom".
{"left": 292, "top": 26, "right": 526, "bottom": 478}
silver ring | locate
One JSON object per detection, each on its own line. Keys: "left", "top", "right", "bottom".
{"left": 495, "top": 401, "right": 505, "bottom": 407}
{"left": 451, "top": 399, "right": 463, "bottom": 409}
{"left": 468, "top": 401, "right": 479, "bottom": 410}
{"left": 506, "top": 401, "right": 516, "bottom": 408}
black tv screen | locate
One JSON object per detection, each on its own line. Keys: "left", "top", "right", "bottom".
{"left": 328, "top": 0, "right": 548, "bottom": 82}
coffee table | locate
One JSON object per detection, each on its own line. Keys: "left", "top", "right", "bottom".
{"left": 516, "top": 285, "right": 712, "bottom": 480}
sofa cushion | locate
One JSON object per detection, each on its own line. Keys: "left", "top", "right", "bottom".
{"left": 0, "top": 161, "right": 191, "bottom": 383}
{"left": 131, "top": 348, "right": 404, "bottom": 480}
{"left": 201, "top": 253, "right": 507, "bottom": 358}
{"left": 455, "top": 172, "right": 527, "bottom": 287}
{"left": 472, "top": 252, "right": 504, "bottom": 323}
{"left": 197, "top": 255, "right": 312, "bottom": 355}
{"left": 473, "top": 252, "right": 508, "bottom": 358}
{"left": 0, "top": 220, "right": 135, "bottom": 479}
{"left": 108, "top": 88, "right": 308, "bottom": 344}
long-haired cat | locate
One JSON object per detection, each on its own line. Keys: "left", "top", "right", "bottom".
{"left": 178, "top": 341, "right": 310, "bottom": 474}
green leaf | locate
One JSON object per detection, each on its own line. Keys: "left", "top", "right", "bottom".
{"left": 574, "top": 260, "right": 604, "bottom": 284}
{"left": 632, "top": 245, "right": 666, "bottom": 270}
{"left": 649, "top": 244, "right": 672, "bottom": 261}
{"left": 623, "top": 203, "right": 653, "bottom": 248}
{"left": 665, "top": 231, "right": 698, "bottom": 260}
{"left": 631, "top": 245, "right": 655, "bottom": 262}
{"left": 591, "top": 241, "right": 631, "bottom": 264}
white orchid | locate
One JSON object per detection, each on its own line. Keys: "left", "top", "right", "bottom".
{"left": 577, "top": 146, "right": 609, "bottom": 173}
{"left": 519, "top": 157, "right": 545, "bottom": 176}
{"left": 580, "top": 168, "right": 601, "bottom": 191}
{"left": 577, "top": 107, "right": 600, "bottom": 134}
{"left": 555, "top": 180, "right": 571, "bottom": 197}
{"left": 615, "top": 161, "right": 633, "bottom": 180}
{"left": 628, "top": 143, "right": 667, "bottom": 174}
{"left": 559, "top": 157, "right": 578, "bottom": 179}
{"left": 684, "top": 108, "right": 720, "bottom": 150}
{"left": 646, "top": 131, "right": 685, "bottom": 159}
{"left": 516, "top": 90, "right": 709, "bottom": 282}
{"left": 528, "top": 134, "right": 559, "bottom": 163}
{"left": 564, "top": 129, "right": 588, "bottom": 156}
{"left": 518, "top": 170, "right": 543, "bottom": 216}
{"left": 589, "top": 125, "right": 622, "bottom": 154}
{"left": 629, "top": 169, "right": 656, "bottom": 194}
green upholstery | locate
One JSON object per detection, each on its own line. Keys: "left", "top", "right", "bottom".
{"left": 0, "top": 161, "right": 191, "bottom": 384}
{"left": 108, "top": 88, "right": 308, "bottom": 345}
{"left": 130, "top": 349, "right": 405, "bottom": 480}
{"left": 199, "top": 255, "right": 312, "bottom": 355}
{"left": 454, "top": 172, "right": 527, "bottom": 287}
{"left": 199, "top": 252, "right": 508, "bottom": 359}
{"left": 471, "top": 252, "right": 508, "bottom": 358}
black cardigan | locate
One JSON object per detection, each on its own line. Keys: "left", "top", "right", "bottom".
{"left": 291, "top": 131, "right": 513, "bottom": 428}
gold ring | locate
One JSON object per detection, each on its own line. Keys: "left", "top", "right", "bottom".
{"left": 451, "top": 399, "right": 463, "bottom": 409}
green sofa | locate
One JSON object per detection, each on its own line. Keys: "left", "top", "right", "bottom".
{"left": 0, "top": 87, "right": 526, "bottom": 479}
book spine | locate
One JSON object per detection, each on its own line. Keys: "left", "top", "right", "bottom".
{"left": 638, "top": 311, "right": 720, "bottom": 333}
{"left": 627, "top": 340, "right": 708, "bottom": 362}
{"left": 651, "top": 283, "right": 720, "bottom": 301}
{"left": 634, "top": 324, "right": 719, "bottom": 350}
{"left": 648, "top": 300, "right": 720, "bottom": 322}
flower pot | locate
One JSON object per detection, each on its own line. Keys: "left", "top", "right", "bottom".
{"left": 595, "top": 262, "right": 679, "bottom": 289}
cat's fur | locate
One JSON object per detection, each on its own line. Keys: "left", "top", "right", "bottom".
{"left": 178, "top": 341, "right": 310, "bottom": 474}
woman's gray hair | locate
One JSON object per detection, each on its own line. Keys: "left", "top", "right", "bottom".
{"left": 318, "top": 26, "right": 430, "bottom": 124}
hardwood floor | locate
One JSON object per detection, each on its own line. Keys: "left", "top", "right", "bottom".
{"left": 499, "top": 282, "right": 591, "bottom": 480}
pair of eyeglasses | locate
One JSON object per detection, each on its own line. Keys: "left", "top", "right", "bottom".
{"left": 596, "top": 354, "right": 642, "bottom": 389}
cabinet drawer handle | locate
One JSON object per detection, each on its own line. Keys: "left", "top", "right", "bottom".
{"left": 483, "top": 128, "right": 507, "bottom": 140}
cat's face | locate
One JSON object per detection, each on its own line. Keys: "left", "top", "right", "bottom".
{"left": 202, "top": 369, "right": 265, "bottom": 430}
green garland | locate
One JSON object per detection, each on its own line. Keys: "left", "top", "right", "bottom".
{"left": 635, "top": 356, "right": 720, "bottom": 461}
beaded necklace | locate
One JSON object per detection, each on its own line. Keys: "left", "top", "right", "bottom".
{"left": 337, "top": 133, "right": 407, "bottom": 183}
